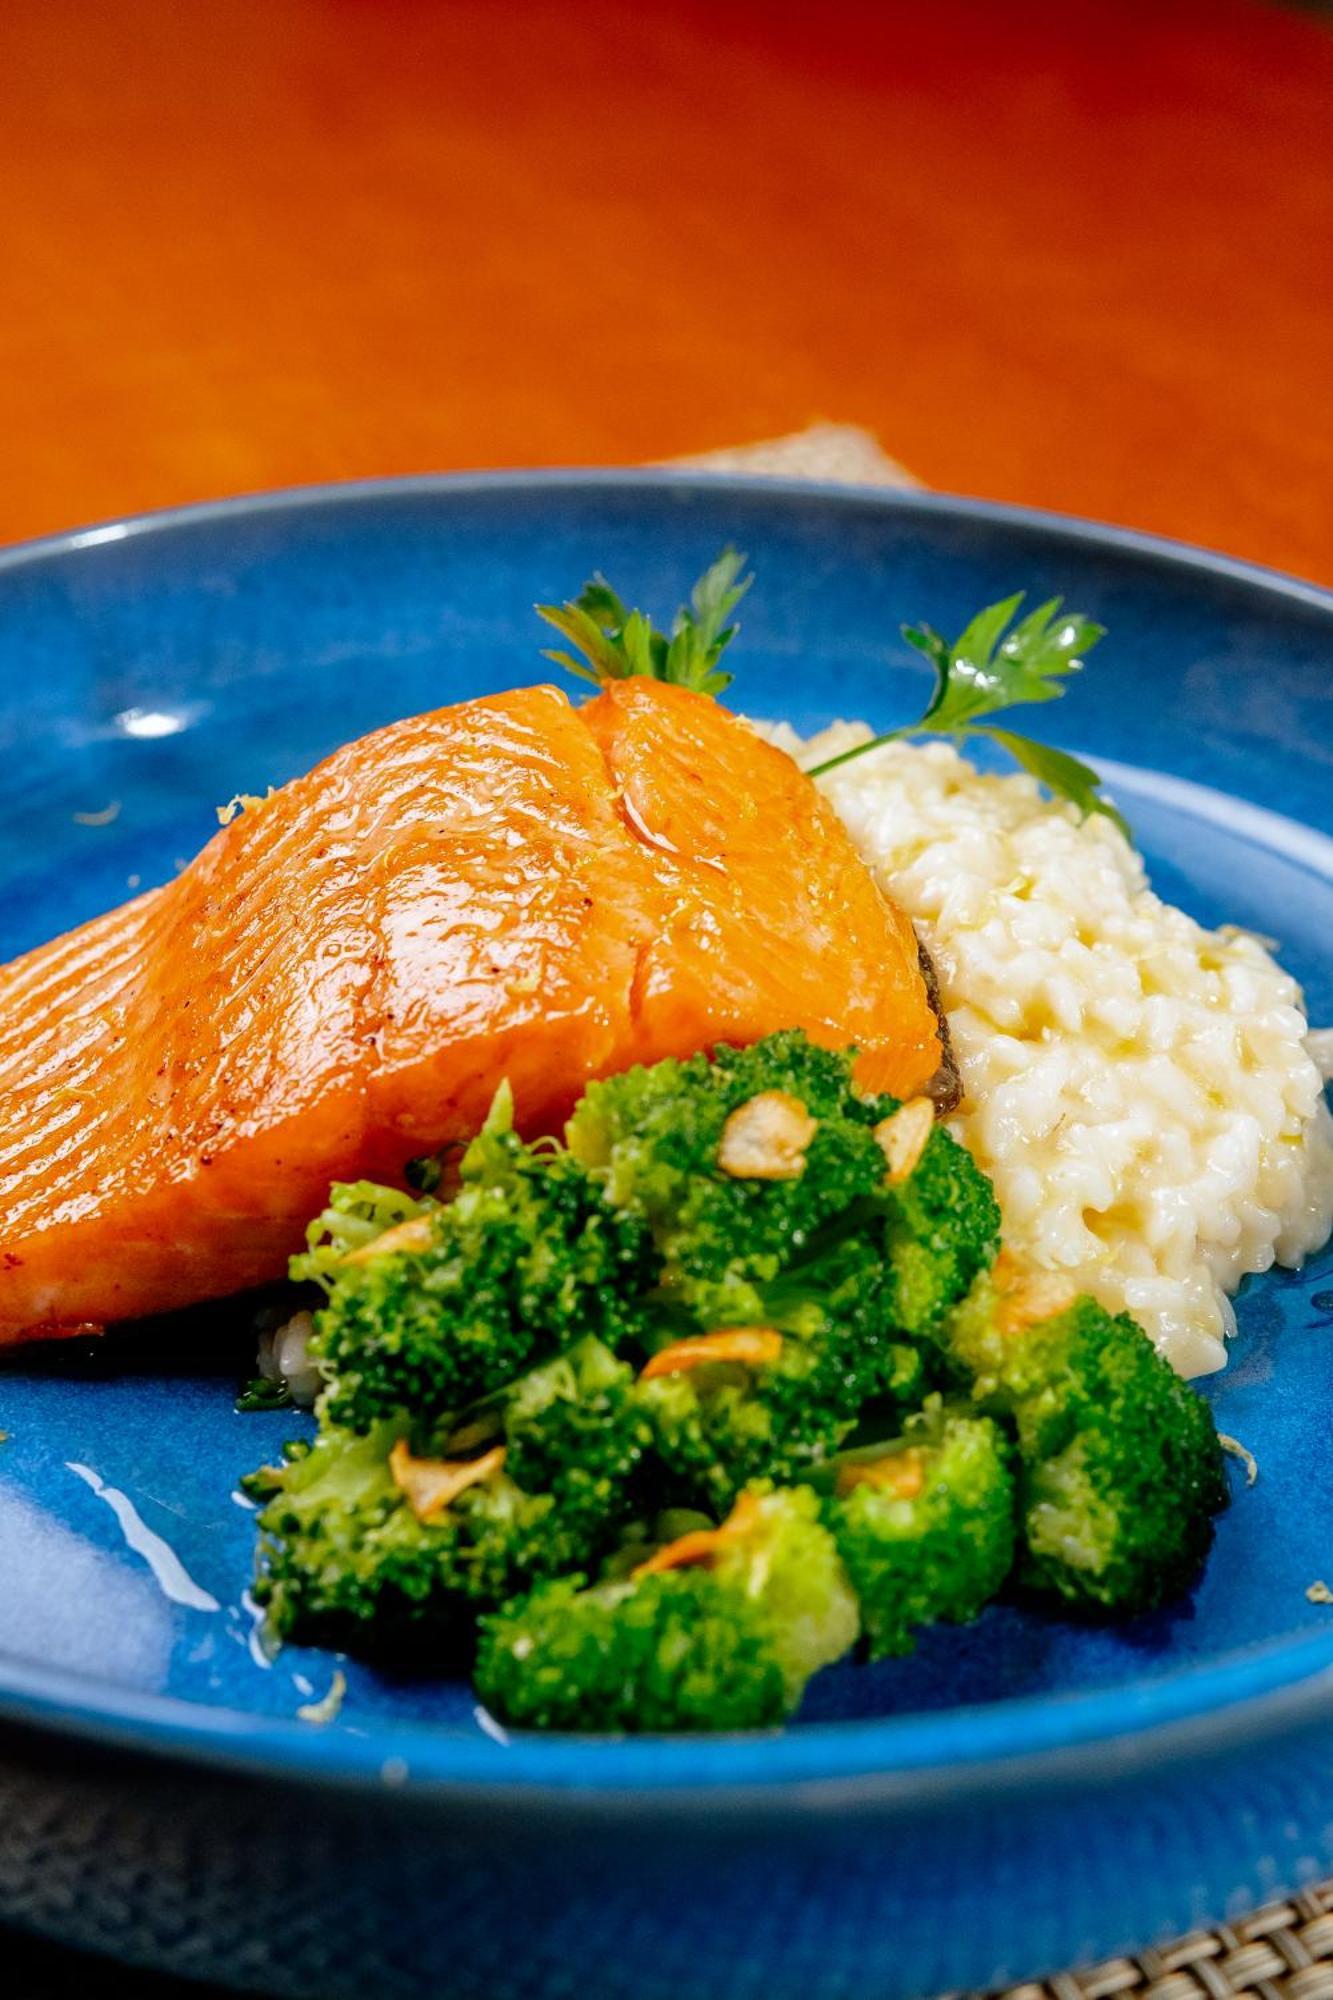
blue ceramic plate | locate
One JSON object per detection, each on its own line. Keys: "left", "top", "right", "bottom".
{"left": 1, "top": 473, "right": 1332, "bottom": 2000}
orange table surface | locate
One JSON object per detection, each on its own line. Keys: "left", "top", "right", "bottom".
{"left": 2, "top": 0, "right": 1330, "bottom": 582}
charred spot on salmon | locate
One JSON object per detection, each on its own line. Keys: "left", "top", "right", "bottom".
{"left": 915, "top": 936, "right": 962, "bottom": 1114}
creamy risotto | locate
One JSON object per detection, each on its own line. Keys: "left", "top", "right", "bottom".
{"left": 763, "top": 723, "right": 1333, "bottom": 1378}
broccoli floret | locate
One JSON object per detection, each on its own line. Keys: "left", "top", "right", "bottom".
{"left": 629, "top": 1196, "right": 943, "bottom": 1512}
{"left": 311, "top": 1088, "right": 657, "bottom": 1433}
{"left": 247, "top": 1339, "right": 647, "bottom": 1649}
{"left": 636, "top": 1354, "right": 845, "bottom": 1516}
{"left": 289, "top": 1180, "right": 434, "bottom": 1289}
{"left": 568, "top": 1030, "right": 997, "bottom": 1343}
{"left": 637, "top": 1300, "right": 928, "bottom": 1514}
{"left": 826, "top": 1402, "right": 1016, "bottom": 1658}
{"left": 309, "top": 1038, "right": 995, "bottom": 1444}
{"left": 759, "top": 1221, "right": 935, "bottom": 1403}
{"left": 943, "top": 1273, "right": 1229, "bottom": 1614}
{"left": 879, "top": 1124, "right": 1001, "bottom": 1335}
{"left": 567, "top": 1032, "right": 893, "bottom": 1325}
{"left": 499, "top": 1336, "right": 653, "bottom": 1528}
{"left": 244, "top": 1019, "right": 1235, "bottom": 1720}
{"left": 476, "top": 1570, "right": 790, "bottom": 1732}
{"left": 475, "top": 1485, "right": 859, "bottom": 1732}
{"left": 248, "top": 1431, "right": 609, "bottom": 1650}
{"left": 246, "top": 1420, "right": 472, "bottom": 1647}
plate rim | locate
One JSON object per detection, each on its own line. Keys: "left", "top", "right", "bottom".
{"left": 2, "top": 466, "right": 1332, "bottom": 1812}
{"left": 3, "top": 464, "right": 1331, "bottom": 614}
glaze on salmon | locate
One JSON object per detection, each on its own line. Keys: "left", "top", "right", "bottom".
{"left": 0, "top": 680, "right": 946, "bottom": 1342}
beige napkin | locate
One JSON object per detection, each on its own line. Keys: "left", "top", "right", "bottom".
{"left": 666, "top": 421, "right": 919, "bottom": 489}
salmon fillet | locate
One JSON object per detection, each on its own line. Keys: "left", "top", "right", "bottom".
{"left": 0, "top": 679, "right": 944, "bottom": 1342}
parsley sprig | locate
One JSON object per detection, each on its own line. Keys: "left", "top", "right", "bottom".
{"left": 538, "top": 556, "right": 1125, "bottom": 837}
{"left": 536, "top": 549, "right": 751, "bottom": 698}
{"left": 808, "top": 591, "right": 1127, "bottom": 836}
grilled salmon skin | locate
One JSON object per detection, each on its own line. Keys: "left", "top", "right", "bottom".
{"left": 0, "top": 679, "right": 945, "bottom": 1343}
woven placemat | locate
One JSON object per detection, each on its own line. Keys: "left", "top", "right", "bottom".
{"left": 11, "top": 1882, "right": 1333, "bottom": 2000}
{"left": 991, "top": 1885, "right": 1333, "bottom": 2000}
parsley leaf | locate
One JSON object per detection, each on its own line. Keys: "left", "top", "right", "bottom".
{"left": 809, "top": 591, "right": 1125, "bottom": 835}
{"left": 537, "top": 549, "right": 752, "bottom": 697}
{"left": 907, "top": 594, "right": 1104, "bottom": 732}
{"left": 978, "top": 727, "right": 1129, "bottom": 840}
